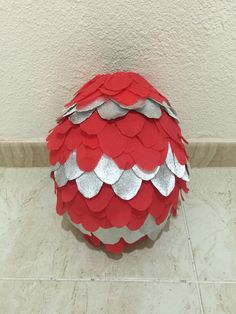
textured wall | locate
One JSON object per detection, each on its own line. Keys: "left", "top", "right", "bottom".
{"left": 0, "top": 0, "right": 236, "bottom": 140}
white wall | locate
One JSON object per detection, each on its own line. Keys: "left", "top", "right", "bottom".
{"left": 0, "top": 0, "right": 236, "bottom": 140}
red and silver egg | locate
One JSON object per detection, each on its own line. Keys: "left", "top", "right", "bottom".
{"left": 46, "top": 72, "right": 189, "bottom": 254}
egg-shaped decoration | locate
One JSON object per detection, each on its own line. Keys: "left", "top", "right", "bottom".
{"left": 46, "top": 72, "right": 189, "bottom": 254}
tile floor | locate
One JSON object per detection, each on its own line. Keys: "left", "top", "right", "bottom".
{"left": 0, "top": 167, "right": 235, "bottom": 313}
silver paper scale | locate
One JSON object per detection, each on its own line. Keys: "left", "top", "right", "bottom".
{"left": 66, "top": 213, "right": 169, "bottom": 245}
{"left": 53, "top": 148, "right": 189, "bottom": 199}
{"left": 59, "top": 98, "right": 179, "bottom": 123}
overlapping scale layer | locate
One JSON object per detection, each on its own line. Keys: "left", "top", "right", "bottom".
{"left": 47, "top": 110, "right": 188, "bottom": 171}
{"left": 55, "top": 179, "right": 187, "bottom": 232}
{"left": 47, "top": 71, "right": 189, "bottom": 254}
{"left": 69, "top": 214, "right": 169, "bottom": 245}
{"left": 52, "top": 151, "right": 189, "bottom": 198}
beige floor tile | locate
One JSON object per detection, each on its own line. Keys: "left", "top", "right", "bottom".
{"left": 200, "top": 283, "right": 236, "bottom": 314}
{"left": 0, "top": 167, "right": 193, "bottom": 281}
{"left": 0, "top": 280, "right": 201, "bottom": 314}
{"left": 184, "top": 168, "right": 236, "bottom": 281}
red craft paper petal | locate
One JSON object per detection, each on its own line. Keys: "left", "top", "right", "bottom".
{"left": 56, "top": 192, "right": 65, "bottom": 215}
{"left": 124, "top": 137, "right": 162, "bottom": 170}
{"left": 148, "top": 190, "right": 167, "bottom": 219}
{"left": 114, "top": 153, "right": 135, "bottom": 170}
{"left": 63, "top": 199, "right": 73, "bottom": 211}
{"left": 104, "top": 72, "right": 132, "bottom": 91}
{"left": 131, "top": 72, "right": 165, "bottom": 103}
{"left": 47, "top": 133, "right": 65, "bottom": 150}
{"left": 125, "top": 137, "right": 141, "bottom": 154}
{"left": 106, "top": 196, "right": 132, "bottom": 228}
{"left": 85, "top": 185, "right": 114, "bottom": 212}
{"left": 72, "top": 75, "right": 99, "bottom": 100}
{"left": 99, "top": 86, "right": 121, "bottom": 96}
{"left": 78, "top": 74, "right": 107, "bottom": 98}
{"left": 76, "top": 145, "right": 102, "bottom": 171}
{"left": 151, "top": 142, "right": 169, "bottom": 166}
{"left": 81, "top": 209, "right": 100, "bottom": 232}
{"left": 80, "top": 112, "right": 107, "bottom": 135}
{"left": 68, "top": 193, "right": 87, "bottom": 224}
{"left": 68, "top": 193, "right": 100, "bottom": 232}
{"left": 104, "top": 239, "right": 125, "bottom": 254}
{"left": 65, "top": 127, "right": 83, "bottom": 150}
{"left": 132, "top": 145, "right": 162, "bottom": 170}
{"left": 166, "top": 185, "right": 179, "bottom": 208}
{"left": 60, "top": 181, "right": 78, "bottom": 203}
{"left": 99, "top": 216, "right": 113, "bottom": 228}
{"left": 83, "top": 234, "right": 101, "bottom": 247}
{"left": 158, "top": 111, "right": 182, "bottom": 142}
{"left": 50, "top": 145, "right": 70, "bottom": 165}
{"left": 112, "top": 89, "right": 141, "bottom": 106}
{"left": 46, "top": 130, "right": 55, "bottom": 142}
{"left": 76, "top": 90, "right": 104, "bottom": 108}
{"left": 149, "top": 90, "right": 166, "bottom": 104}
{"left": 55, "top": 119, "right": 73, "bottom": 134}
{"left": 127, "top": 210, "right": 148, "bottom": 230}
{"left": 128, "top": 80, "right": 149, "bottom": 98}
{"left": 49, "top": 150, "right": 59, "bottom": 165}
{"left": 170, "top": 141, "right": 187, "bottom": 165}
{"left": 155, "top": 123, "right": 169, "bottom": 139}
{"left": 129, "top": 72, "right": 155, "bottom": 92}
{"left": 91, "top": 209, "right": 106, "bottom": 219}
{"left": 138, "top": 120, "right": 165, "bottom": 148}
{"left": 98, "top": 124, "right": 128, "bottom": 158}
{"left": 177, "top": 178, "right": 189, "bottom": 193}
{"left": 128, "top": 182, "right": 154, "bottom": 211}
{"left": 115, "top": 112, "right": 145, "bottom": 137}
{"left": 81, "top": 132, "right": 99, "bottom": 149}
{"left": 51, "top": 172, "right": 57, "bottom": 192}
{"left": 79, "top": 74, "right": 106, "bottom": 91}
{"left": 156, "top": 205, "right": 171, "bottom": 224}
{"left": 159, "top": 144, "right": 169, "bottom": 164}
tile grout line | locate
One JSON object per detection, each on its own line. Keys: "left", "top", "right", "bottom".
{"left": 182, "top": 204, "right": 205, "bottom": 314}
{"left": 0, "top": 277, "right": 236, "bottom": 284}
{"left": 0, "top": 278, "right": 185, "bottom": 283}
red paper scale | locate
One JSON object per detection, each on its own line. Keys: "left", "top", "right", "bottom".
{"left": 47, "top": 71, "right": 189, "bottom": 254}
